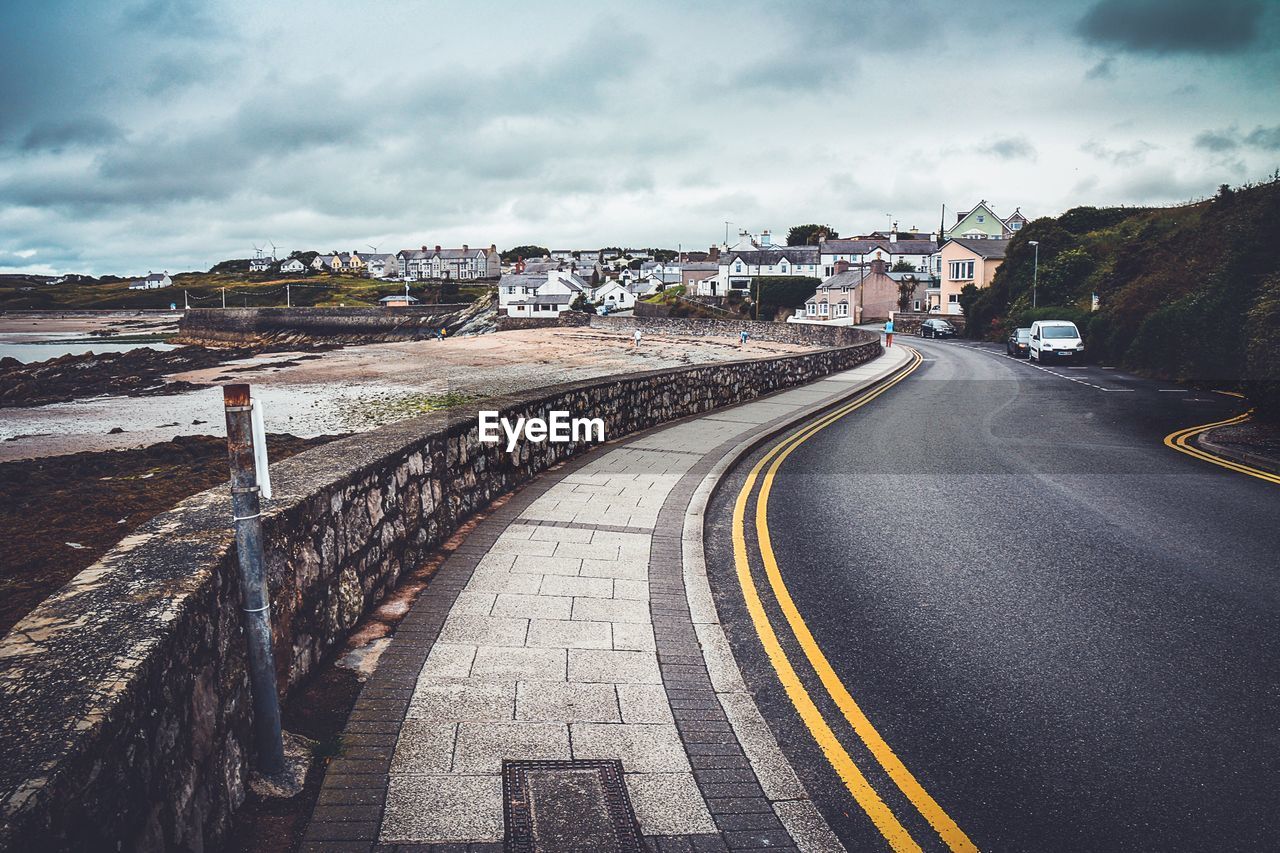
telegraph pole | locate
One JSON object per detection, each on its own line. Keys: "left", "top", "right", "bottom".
{"left": 222, "top": 286, "right": 226, "bottom": 309}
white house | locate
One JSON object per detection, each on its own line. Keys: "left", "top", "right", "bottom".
{"left": 311, "top": 254, "right": 334, "bottom": 271}
{"left": 498, "top": 263, "right": 589, "bottom": 318}
{"left": 363, "top": 253, "right": 400, "bottom": 279}
{"left": 398, "top": 244, "right": 501, "bottom": 280}
{"left": 279, "top": 258, "right": 306, "bottom": 274}
{"left": 591, "top": 279, "right": 642, "bottom": 312}
{"left": 128, "top": 271, "right": 172, "bottom": 290}
{"left": 715, "top": 231, "right": 821, "bottom": 293}
{"left": 817, "top": 231, "right": 939, "bottom": 277}
{"left": 248, "top": 256, "right": 274, "bottom": 273}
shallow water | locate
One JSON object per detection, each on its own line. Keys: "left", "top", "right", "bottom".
{"left": 0, "top": 332, "right": 177, "bottom": 363}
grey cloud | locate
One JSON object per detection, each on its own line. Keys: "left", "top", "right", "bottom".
{"left": 1193, "top": 125, "right": 1280, "bottom": 152}
{"left": 1085, "top": 57, "right": 1116, "bottom": 80}
{"left": 1076, "top": 0, "right": 1264, "bottom": 55}
{"left": 981, "top": 136, "right": 1037, "bottom": 161}
{"left": 1082, "top": 139, "right": 1156, "bottom": 165}
{"left": 21, "top": 116, "right": 123, "bottom": 152}
{"left": 1244, "top": 125, "right": 1280, "bottom": 150}
{"left": 120, "top": 0, "right": 223, "bottom": 38}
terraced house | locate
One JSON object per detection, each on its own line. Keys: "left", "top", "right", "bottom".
{"left": 397, "top": 244, "right": 501, "bottom": 280}
{"left": 818, "top": 229, "right": 939, "bottom": 277}
{"left": 709, "top": 230, "right": 820, "bottom": 295}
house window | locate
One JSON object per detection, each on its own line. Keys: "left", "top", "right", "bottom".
{"left": 977, "top": 215, "right": 985, "bottom": 223}
{"left": 820, "top": 304, "right": 829, "bottom": 316}
{"left": 807, "top": 303, "right": 816, "bottom": 316}
{"left": 948, "top": 294, "right": 959, "bottom": 303}
{"left": 913, "top": 299, "right": 921, "bottom": 311}
{"left": 735, "top": 263, "right": 743, "bottom": 273}
{"left": 948, "top": 260, "right": 975, "bottom": 280}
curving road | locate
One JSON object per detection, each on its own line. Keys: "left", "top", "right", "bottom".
{"left": 705, "top": 336, "right": 1280, "bottom": 852}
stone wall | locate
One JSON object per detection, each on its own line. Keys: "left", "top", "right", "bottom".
{"left": 175, "top": 305, "right": 475, "bottom": 346}
{"left": 589, "top": 312, "right": 873, "bottom": 347}
{"left": 889, "top": 311, "right": 967, "bottom": 334}
{"left": 494, "top": 313, "right": 591, "bottom": 332}
{"left": 0, "top": 325, "right": 879, "bottom": 852}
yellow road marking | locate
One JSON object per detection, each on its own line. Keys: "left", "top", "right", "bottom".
{"left": 1164, "top": 409, "right": 1280, "bottom": 485}
{"left": 733, "top": 348, "right": 978, "bottom": 852}
{"left": 751, "top": 349, "right": 978, "bottom": 853}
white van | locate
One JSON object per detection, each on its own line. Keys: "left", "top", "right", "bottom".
{"left": 1028, "top": 320, "right": 1084, "bottom": 364}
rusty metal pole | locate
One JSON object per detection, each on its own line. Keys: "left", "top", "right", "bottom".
{"left": 222, "top": 383, "right": 285, "bottom": 774}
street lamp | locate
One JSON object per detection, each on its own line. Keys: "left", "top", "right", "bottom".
{"left": 1028, "top": 241, "right": 1040, "bottom": 309}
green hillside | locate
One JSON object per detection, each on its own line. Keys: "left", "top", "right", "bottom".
{"left": 960, "top": 175, "right": 1280, "bottom": 418}
{"left": 0, "top": 272, "right": 489, "bottom": 311}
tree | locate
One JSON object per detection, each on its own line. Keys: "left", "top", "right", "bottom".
{"left": 651, "top": 249, "right": 678, "bottom": 263}
{"left": 570, "top": 292, "right": 597, "bottom": 314}
{"left": 890, "top": 259, "right": 916, "bottom": 272}
{"left": 753, "top": 276, "right": 820, "bottom": 320}
{"left": 786, "top": 224, "right": 839, "bottom": 246}
{"left": 896, "top": 275, "right": 921, "bottom": 311}
{"left": 501, "top": 245, "right": 549, "bottom": 263}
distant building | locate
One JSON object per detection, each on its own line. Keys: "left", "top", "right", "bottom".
{"left": 818, "top": 229, "right": 939, "bottom": 277}
{"left": 714, "top": 230, "right": 820, "bottom": 295}
{"left": 379, "top": 293, "right": 420, "bottom": 306}
{"left": 128, "top": 271, "right": 172, "bottom": 290}
{"left": 397, "top": 244, "right": 501, "bottom": 281}
{"left": 362, "top": 253, "right": 400, "bottom": 279}
{"left": 498, "top": 260, "right": 588, "bottom": 317}
{"left": 248, "top": 256, "right": 274, "bottom": 273}
{"left": 934, "top": 238, "right": 1009, "bottom": 314}
{"left": 795, "top": 259, "right": 911, "bottom": 325}
{"left": 279, "top": 258, "right": 307, "bottom": 273}
{"left": 945, "top": 201, "right": 1026, "bottom": 240}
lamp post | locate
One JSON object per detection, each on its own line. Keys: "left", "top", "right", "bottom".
{"left": 1028, "top": 241, "right": 1040, "bottom": 309}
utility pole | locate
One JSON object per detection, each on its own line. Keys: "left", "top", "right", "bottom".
{"left": 286, "top": 282, "right": 291, "bottom": 308}
{"left": 221, "top": 286, "right": 226, "bottom": 309}
{"left": 724, "top": 221, "right": 733, "bottom": 246}
{"left": 184, "top": 289, "right": 189, "bottom": 310}
{"left": 1028, "top": 241, "right": 1040, "bottom": 308}
{"left": 221, "top": 384, "right": 285, "bottom": 775}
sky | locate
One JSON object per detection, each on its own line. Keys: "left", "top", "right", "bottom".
{"left": 1, "top": 0, "right": 1278, "bottom": 276}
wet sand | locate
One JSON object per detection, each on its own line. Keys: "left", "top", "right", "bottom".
{"left": 0, "top": 327, "right": 808, "bottom": 461}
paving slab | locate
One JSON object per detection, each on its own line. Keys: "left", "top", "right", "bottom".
{"left": 303, "top": 346, "right": 908, "bottom": 849}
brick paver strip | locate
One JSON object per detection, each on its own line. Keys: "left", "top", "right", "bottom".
{"left": 303, "top": 351, "right": 908, "bottom": 852}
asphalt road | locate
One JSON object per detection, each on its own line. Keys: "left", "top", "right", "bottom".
{"left": 705, "top": 337, "right": 1280, "bottom": 852}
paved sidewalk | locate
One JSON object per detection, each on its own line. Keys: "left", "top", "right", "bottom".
{"left": 301, "top": 345, "right": 911, "bottom": 853}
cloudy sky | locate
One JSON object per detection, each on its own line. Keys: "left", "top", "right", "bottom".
{"left": 2, "top": 0, "right": 1278, "bottom": 275}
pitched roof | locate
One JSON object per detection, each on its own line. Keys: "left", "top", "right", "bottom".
{"left": 819, "top": 238, "right": 939, "bottom": 255}
{"left": 946, "top": 238, "right": 1010, "bottom": 259}
{"left": 723, "top": 247, "right": 819, "bottom": 266}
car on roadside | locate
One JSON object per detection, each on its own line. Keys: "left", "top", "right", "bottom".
{"left": 1028, "top": 320, "right": 1085, "bottom": 364}
{"left": 918, "top": 319, "right": 956, "bottom": 339}
{"left": 1007, "top": 327, "right": 1031, "bottom": 357}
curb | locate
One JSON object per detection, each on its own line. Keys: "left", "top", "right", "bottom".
{"left": 1196, "top": 430, "right": 1280, "bottom": 477}
{"left": 678, "top": 347, "right": 916, "bottom": 851}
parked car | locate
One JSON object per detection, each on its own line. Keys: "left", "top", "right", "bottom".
{"left": 1028, "top": 320, "right": 1085, "bottom": 363}
{"left": 1007, "top": 327, "right": 1031, "bottom": 357}
{"left": 918, "top": 319, "right": 956, "bottom": 339}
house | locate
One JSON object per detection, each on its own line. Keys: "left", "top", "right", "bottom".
{"left": 497, "top": 261, "right": 589, "bottom": 317}
{"left": 818, "top": 229, "right": 938, "bottom": 277}
{"left": 379, "top": 293, "right": 420, "bottom": 306}
{"left": 128, "top": 271, "right": 172, "bottom": 290}
{"left": 680, "top": 261, "right": 719, "bottom": 290}
{"left": 934, "top": 238, "right": 1009, "bottom": 314}
{"left": 362, "top": 253, "right": 400, "bottom": 279}
{"left": 591, "top": 279, "right": 643, "bottom": 312}
{"left": 945, "top": 201, "right": 1026, "bottom": 240}
{"left": 398, "top": 244, "right": 501, "bottom": 281}
{"left": 713, "top": 231, "right": 820, "bottom": 295}
{"left": 793, "top": 259, "right": 912, "bottom": 325}
{"left": 279, "top": 258, "right": 307, "bottom": 274}
{"left": 311, "top": 254, "right": 335, "bottom": 272}
{"left": 248, "top": 256, "right": 274, "bottom": 273}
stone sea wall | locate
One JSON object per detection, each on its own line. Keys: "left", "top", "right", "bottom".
{"left": 175, "top": 305, "right": 475, "bottom": 346}
{"left": 0, "top": 324, "right": 879, "bottom": 852}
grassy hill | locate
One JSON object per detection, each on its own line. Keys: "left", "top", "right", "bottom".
{"left": 0, "top": 272, "right": 491, "bottom": 311}
{"left": 960, "top": 175, "right": 1280, "bottom": 417}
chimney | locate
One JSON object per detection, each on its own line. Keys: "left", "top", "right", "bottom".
{"left": 835, "top": 260, "right": 850, "bottom": 275}
{"left": 435, "top": 245, "right": 442, "bottom": 253}
{"left": 761, "top": 230, "right": 772, "bottom": 247}
{"left": 929, "top": 231, "right": 938, "bottom": 243}
{"left": 463, "top": 244, "right": 469, "bottom": 253}
{"left": 871, "top": 258, "right": 887, "bottom": 276}
{"left": 709, "top": 246, "right": 720, "bottom": 261}
{"left": 421, "top": 245, "right": 428, "bottom": 252}
{"left": 889, "top": 223, "right": 898, "bottom": 244}
{"left": 490, "top": 244, "right": 497, "bottom": 253}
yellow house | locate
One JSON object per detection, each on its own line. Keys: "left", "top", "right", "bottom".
{"left": 934, "top": 238, "right": 1008, "bottom": 314}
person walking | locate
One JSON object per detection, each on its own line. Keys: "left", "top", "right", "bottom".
{"left": 740, "top": 329, "right": 749, "bottom": 347}
{"left": 884, "top": 318, "right": 894, "bottom": 348}
{"left": 633, "top": 328, "right": 642, "bottom": 348}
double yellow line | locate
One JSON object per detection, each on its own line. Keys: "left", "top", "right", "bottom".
{"left": 731, "top": 347, "right": 978, "bottom": 853}
{"left": 1163, "top": 404, "right": 1280, "bottom": 485}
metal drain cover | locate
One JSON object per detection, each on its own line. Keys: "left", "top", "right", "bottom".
{"left": 503, "top": 759, "right": 643, "bottom": 853}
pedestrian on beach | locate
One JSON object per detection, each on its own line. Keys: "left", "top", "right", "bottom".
{"left": 740, "top": 329, "right": 749, "bottom": 347}
{"left": 884, "top": 318, "right": 894, "bottom": 348}
{"left": 633, "top": 328, "right": 642, "bottom": 347}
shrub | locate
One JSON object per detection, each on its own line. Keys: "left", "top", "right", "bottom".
{"left": 1244, "top": 273, "right": 1280, "bottom": 419}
